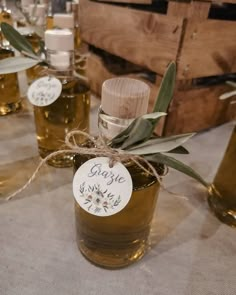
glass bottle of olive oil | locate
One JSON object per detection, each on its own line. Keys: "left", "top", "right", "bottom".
{"left": 208, "top": 125, "right": 236, "bottom": 227}
{"left": 74, "top": 78, "right": 161, "bottom": 268}
{"left": 33, "top": 29, "right": 90, "bottom": 167}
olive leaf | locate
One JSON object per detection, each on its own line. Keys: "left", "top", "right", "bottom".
{"left": 141, "top": 112, "right": 167, "bottom": 120}
{"left": 144, "top": 153, "right": 209, "bottom": 188}
{"left": 152, "top": 62, "right": 176, "bottom": 127}
{"left": 1, "top": 22, "right": 37, "bottom": 56}
{"left": 226, "top": 81, "right": 236, "bottom": 88}
{"left": 219, "top": 90, "right": 236, "bottom": 100}
{"left": 110, "top": 112, "right": 166, "bottom": 148}
{"left": 0, "top": 57, "right": 40, "bottom": 74}
{"left": 126, "top": 133, "right": 194, "bottom": 155}
{"left": 120, "top": 117, "right": 153, "bottom": 149}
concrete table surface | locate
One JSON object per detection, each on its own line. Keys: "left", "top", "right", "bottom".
{"left": 0, "top": 98, "right": 236, "bottom": 295}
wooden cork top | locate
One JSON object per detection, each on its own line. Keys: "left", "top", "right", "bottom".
{"left": 101, "top": 77, "right": 150, "bottom": 119}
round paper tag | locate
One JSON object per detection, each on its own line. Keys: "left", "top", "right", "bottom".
{"left": 73, "top": 157, "right": 133, "bottom": 217}
{"left": 27, "top": 76, "right": 62, "bottom": 107}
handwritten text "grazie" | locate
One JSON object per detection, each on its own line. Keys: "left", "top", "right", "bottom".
{"left": 88, "top": 163, "right": 126, "bottom": 185}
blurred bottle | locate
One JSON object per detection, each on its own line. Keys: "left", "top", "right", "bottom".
{"left": 33, "top": 29, "right": 90, "bottom": 167}
{"left": 208, "top": 125, "right": 236, "bottom": 227}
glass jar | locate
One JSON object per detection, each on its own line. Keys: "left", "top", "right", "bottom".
{"left": 73, "top": 77, "right": 162, "bottom": 268}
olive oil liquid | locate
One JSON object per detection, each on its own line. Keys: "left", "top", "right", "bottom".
{"left": 34, "top": 78, "right": 90, "bottom": 167}
{"left": 74, "top": 157, "right": 160, "bottom": 268}
{"left": 208, "top": 126, "right": 236, "bottom": 227}
{"left": 46, "top": 16, "right": 54, "bottom": 30}
{"left": 0, "top": 8, "right": 12, "bottom": 25}
{"left": 0, "top": 48, "right": 21, "bottom": 115}
{"left": 74, "top": 27, "right": 88, "bottom": 77}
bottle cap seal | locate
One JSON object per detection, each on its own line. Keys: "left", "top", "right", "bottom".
{"left": 45, "top": 29, "right": 74, "bottom": 51}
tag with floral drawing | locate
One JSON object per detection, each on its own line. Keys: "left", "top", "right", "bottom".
{"left": 73, "top": 157, "right": 133, "bottom": 217}
{"left": 27, "top": 76, "right": 62, "bottom": 106}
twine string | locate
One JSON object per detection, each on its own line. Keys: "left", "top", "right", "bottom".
{"left": 7, "top": 130, "right": 162, "bottom": 201}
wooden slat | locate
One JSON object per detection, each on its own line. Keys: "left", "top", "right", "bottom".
{"left": 164, "top": 84, "right": 236, "bottom": 135}
{"left": 80, "top": 0, "right": 183, "bottom": 76}
{"left": 96, "top": 0, "right": 152, "bottom": 4}
{"left": 200, "top": 0, "right": 236, "bottom": 4}
{"left": 168, "top": 1, "right": 211, "bottom": 19}
{"left": 177, "top": 19, "right": 236, "bottom": 79}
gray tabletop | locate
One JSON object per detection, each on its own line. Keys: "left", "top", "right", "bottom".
{"left": 0, "top": 98, "right": 236, "bottom": 295}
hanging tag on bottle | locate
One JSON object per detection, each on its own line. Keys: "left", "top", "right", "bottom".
{"left": 27, "top": 76, "right": 62, "bottom": 106}
{"left": 73, "top": 157, "right": 133, "bottom": 217}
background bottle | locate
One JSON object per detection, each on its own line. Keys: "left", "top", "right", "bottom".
{"left": 74, "top": 77, "right": 161, "bottom": 268}
{"left": 22, "top": 3, "right": 47, "bottom": 83}
{"left": 0, "top": 1, "right": 21, "bottom": 116}
{"left": 33, "top": 29, "right": 90, "bottom": 167}
{"left": 71, "top": 1, "right": 88, "bottom": 76}
{"left": 208, "top": 125, "right": 236, "bottom": 227}
{"left": 53, "top": 9, "right": 86, "bottom": 77}
{"left": 0, "top": 46, "right": 22, "bottom": 115}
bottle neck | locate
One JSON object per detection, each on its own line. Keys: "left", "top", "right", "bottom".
{"left": 98, "top": 107, "right": 135, "bottom": 142}
{"left": 46, "top": 49, "right": 74, "bottom": 77}
{"left": 72, "top": 3, "right": 79, "bottom": 27}
{"left": 47, "top": 1, "right": 52, "bottom": 16}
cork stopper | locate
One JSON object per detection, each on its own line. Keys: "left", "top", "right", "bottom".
{"left": 54, "top": 13, "right": 74, "bottom": 29}
{"left": 45, "top": 29, "right": 74, "bottom": 51}
{"left": 101, "top": 78, "right": 150, "bottom": 119}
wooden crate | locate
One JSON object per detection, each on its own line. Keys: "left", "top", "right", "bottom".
{"left": 80, "top": 0, "right": 236, "bottom": 79}
{"left": 80, "top": 0, "right": 236, "bottom": 135}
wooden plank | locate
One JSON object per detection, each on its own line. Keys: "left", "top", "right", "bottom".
{"left": 200, "top": 0, "right": 236, "bottom": 4}
{"left": 96, "top": 0, "right": 152, "bottom": 4}
{"left": 177, "top": 19, "right": 236, "bottom": 79}
{"left": 164, "top": 84, "right": 236, "bottom": 135}
{"left": 80, "top": 0, "right": 183, "bottom": 75}
{"left": 168, "top": 1, "right": 211, "bottom": 19}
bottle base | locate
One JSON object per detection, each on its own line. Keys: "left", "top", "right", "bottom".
{"left": 0, "top": 101, "right": 21, "bottom": 116}
{"left": 208, "top": 185, "right": 236, "bottom": 228}
{"left": 38, "top": 147, "right": 74, "bottom": 168}
{"left": 78, "top": 239, "right": 147, "bottom": 269}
